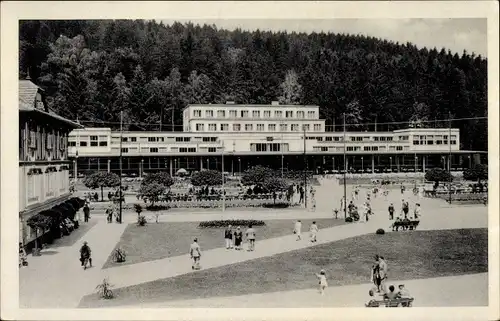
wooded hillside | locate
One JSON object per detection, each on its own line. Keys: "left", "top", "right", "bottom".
{"left": 19, "top": 20, "right": 488, "bottom": 150}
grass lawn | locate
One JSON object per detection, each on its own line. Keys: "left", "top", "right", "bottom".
{"left": 81, "top": 228, "right": 487, "bottom": 308}
{"left": 103, "top": 218, "right": 345, "bottom": 269}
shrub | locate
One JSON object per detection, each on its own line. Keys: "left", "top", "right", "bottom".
{"left": 241, "top": 165, "right": 276, "bottom": 186}
{"left": 95, "top": 278, "right": 114, "bottom": 299}
{"left": 345, "top": 217, "right": 353, "bottom": 223}
{"left": 133, "top": 204, "right": 143, "bottom": 216}
{"left": 198, "top": 219, "right": 266, "bottom": 228}
{"left": 142, "top": 172, "right": 174, "bottom": 187}
{"left": 191, "top": 170, "right": 223, "bottom": 187}
{"left": 83, "top": 172, "right": 120, "bottom": 201}
{"left": 112, "top": 248, "right": 126, "bottom": 263}
{"left": 376, "top": 228, "right": 385, "bottom": 235}
{"left": 137, "top": 215, "right": 147, "bottom": 226}
{"left": 425, "top": 168, "right": 453, "bottom": 184}
{"left": 145, "top": 204, "right": 170, "bottom": 211}
{"left": 463, "top": 164, "right": 488, "bottom": 182}
{"left": 261, "top": 202, "right": 290, "bottom": 208}
{"left": 139, "top": 183, "right": 166, "bottom": 206}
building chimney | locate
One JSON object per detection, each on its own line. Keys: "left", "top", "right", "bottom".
{"left": 271, "top": 101, "right": 280, "bottom": 106}
{"left": 226, "top": 101, "right": 235, "bottom": 105}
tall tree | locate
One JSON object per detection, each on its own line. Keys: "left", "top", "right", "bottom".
{"left": 278, "top": 69, "right": 302, "bottom": 105}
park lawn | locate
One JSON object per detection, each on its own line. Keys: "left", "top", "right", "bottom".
{"left": 81, "top": 228, "right": 487, "bottom": 308}
{"left": 103, "top": 218, "right": 345, "bottom": 269}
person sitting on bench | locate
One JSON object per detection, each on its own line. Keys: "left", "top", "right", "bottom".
{"left": 383, "top": 285, "right": 399, "bottom": 300}
{"left": 397, "top": 284, "right": 412, "bottom": 306}
{"left": 365, "top": 289, "right": 379, "bottom": 307}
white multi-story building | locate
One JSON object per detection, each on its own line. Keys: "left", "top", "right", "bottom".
{"left": 68, "top": 102, "right": 485, "bottom": 176}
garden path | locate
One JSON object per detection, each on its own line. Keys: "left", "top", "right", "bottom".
{"left": 122, "top": 272, "right": 488, "bottom": 308}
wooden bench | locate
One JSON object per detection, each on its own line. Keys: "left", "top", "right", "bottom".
{"left": 365, "top": 298, "right": 414, "bottom": 307}
{"left": 392, "top": 220, "right": 420, "bottom": 231}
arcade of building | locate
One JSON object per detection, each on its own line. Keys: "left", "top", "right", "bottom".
{"left": 68, "top": 102, "right": 486, "bottom": 177}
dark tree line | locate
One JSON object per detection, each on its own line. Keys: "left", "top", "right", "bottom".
{"left": 19, "top": 20, "right": 488, "bottom": 150}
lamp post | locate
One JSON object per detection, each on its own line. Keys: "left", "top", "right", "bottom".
{"left": 118, "top": 110, "right": 123, "bottom": 224}
{"left": 238, "top": 157, "right": 241, "bottom": 175}
{"left": 389, "top": 157, "right": 392, "bottom": 172}
{"left": 343, "top": 113, "right": 347, "bottom": 219}
{"left": 441, "top": 156, "right": 445, "bottom": 170}
{"left": 361, "top": 156, "right": 364, "bottom": 173}
{"left": 141, "top": 159, "right": 144, "bottom": 178}
{"left": 468, "top": 155, "right": 471, "bottom": 168}
{"left": 303, "top": 125, "right": 308, "bottom": 209}
{"left": 415, "top": 156, "right": 418, "bottom": 173}
{"left": 221, "top": 147, "right": 226, "bottom": 212}
{"left": 206, "top": 158, "right": 209, "bottom": 170}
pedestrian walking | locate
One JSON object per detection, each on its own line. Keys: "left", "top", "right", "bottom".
{"left": 224, "top": 225, "right": 233, "bottom": 249}
{"left": 106, "top": 209, "right": 113, "bottom": 223}
{"left": 294, "top": 220, "right": 302, "bottom": 240}
{"left": 310, "top": 221, "right": 319, "bottom": 243}
{"left": 83, "top": 203, "right": 90, "bottom": 222}
{"left": 371, "top": 255, "right": 382, "bottom": 293}
{"left": 388, "top": 203, "right": 395, "bottom": 220}
{"left": 190, "top": 238, "right": 202, "bottom": 270}
{"left": 299, "top": 186, "right": 305, "bottom": 204}
{"left": 234, "top": 227, "right": 243, "bottom": 250}
{"left": 414, "top": 203, "right": 421, "bottom": 220}
{"left": 246, "top": 224, "right": 256, "bottom": 251}
{"left": 401, "top": 199, "right": 409, "bottom": 219}
{"left": 315, "top": 269, "right": 328, "bottom": 295}
{"left": 378, "top": 256, "right": 388, "bottom": 293}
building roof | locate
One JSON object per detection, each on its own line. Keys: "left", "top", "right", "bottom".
{"left": 19, "top": 80, "right": 83, "bottom": 128}
{"left": 19, "top": 80, "right": 42, "bottom": 110}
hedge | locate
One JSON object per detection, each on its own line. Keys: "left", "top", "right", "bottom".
{"left": 198, "top": 220, "right": 266, "bottom": 228}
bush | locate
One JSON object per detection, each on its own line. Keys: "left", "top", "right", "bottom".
{"left": 133, "top": 203, "right": 143, "bottom": 216}
{"left": 145, "top": 204, "right": 171, "bottom": 211}
{"left": 241, "top": 165, "right": 276, "bottom": 186}
{"left": 191, "top": 170, "right": 223, "bottom": 187}
{"left": 142, "top": 172, "right": 174, "bottom": 187}
{"left": 376, "top": 228, "right": 385, "bottom": 235}
{"left": 261, "top": 202, "right": 290, "bottom": 208}
{"left": 198, "top": 220, "right": 266, "bottom": 228}
{"left": 112, "top": 248, "right": 126, "bottom": 263}
{"left": 425, "top": 168, "right": 453, "bottom": 184}
{"left": 95, "top": 278, "right": 114, "bottom": 299}
{"left": 137, "top": 215, "right": 147, "bottom": 226}
{"left": 345, "top": 217, "right": 353, "bottom": 223}
{"left": 463, "top": 164, "right": 488, "bottom": 182}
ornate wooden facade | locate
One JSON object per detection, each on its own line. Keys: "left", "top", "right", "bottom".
{"left": 18, "top": 80, "right": 82, "bottom": 246}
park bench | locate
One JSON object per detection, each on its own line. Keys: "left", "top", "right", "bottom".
{"left": 392, "top": 220, "right": 420, "bottom": 231}
{"left": 365, "top": 298, "right": 414, "bottom": 307}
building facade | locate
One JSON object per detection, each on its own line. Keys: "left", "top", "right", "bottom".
{"left": 19, "top": 80, "right": 82, "bottom": 246}
{"left": 68, "top": 102, "right": 486, "bottom": 176}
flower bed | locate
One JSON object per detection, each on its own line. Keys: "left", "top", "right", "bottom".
{"left": 198, "top": 219, "right": 266, "bottom": 228}
{"left": 89, "top": 199, "right": 298, "bottom": 211}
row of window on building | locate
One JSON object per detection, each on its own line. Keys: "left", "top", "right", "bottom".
{"left": 26, "top": 170, "right": 68, "bottom": 205}
{"left": 312, "top": 145, "right": 410, "bottom": 152}
{"left": 69, "top": 134, "right": 458, "bottom": 147}
{"left": 193, "top": 109, "right": 317, "bottom": 119}
{"left": 195, "top": 123, "right": 323, "bottom": 132}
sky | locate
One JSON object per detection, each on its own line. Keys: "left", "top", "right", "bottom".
{"left": 162, "top": 18, "right": 487, "bottom": 57}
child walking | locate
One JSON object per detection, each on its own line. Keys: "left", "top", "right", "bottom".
{"left": 315, "top": 269, "right": 328, "bottom": 295}
{"left": 294, "top": 220, "right": 302, "bottom": 241}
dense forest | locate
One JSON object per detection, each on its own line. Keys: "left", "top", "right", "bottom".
{"left": 19, "top": 20, "right": 488, "bottom": 151}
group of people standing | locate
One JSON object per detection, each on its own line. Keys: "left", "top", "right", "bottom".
{"left": 223, "top": 225, "right": 256, "bottom": 251}
{"left": 388, "top": 199, "right": 422, "bottom": 220}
